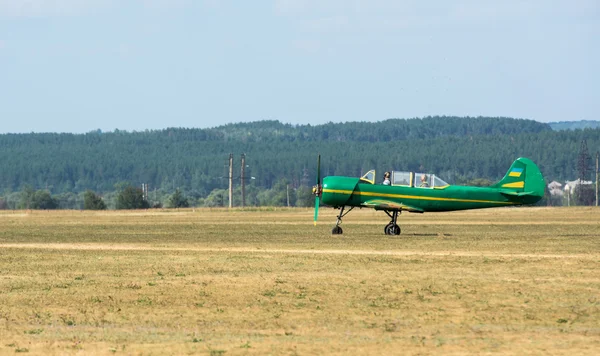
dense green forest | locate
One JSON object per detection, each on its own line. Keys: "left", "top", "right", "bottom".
{"left": 1, "top": 116, "right": 598, "bottom": 209}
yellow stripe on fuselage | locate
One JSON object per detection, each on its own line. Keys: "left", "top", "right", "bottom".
{"left": 509, "top": 172, "right": 522, "bottom": 177}
{"left": 322, "top": 189, "right": 515, "bottom": 205}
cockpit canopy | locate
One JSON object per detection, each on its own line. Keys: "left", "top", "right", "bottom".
{"left": 360, "top": 170, "right": 449, "bottom": 188}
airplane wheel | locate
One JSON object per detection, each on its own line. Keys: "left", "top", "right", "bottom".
{"left": 385, "top": 224, "right": 401, "bottom": 236}
{"left": 384, "top": 223, "right": 392, "bottom": 235}
{"left": 332, "top": 226, "right": 343, "bottom": 235}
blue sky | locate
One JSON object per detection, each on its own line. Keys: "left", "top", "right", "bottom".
{"left": 0, "top": 0, "right": 598, "bottom": 133}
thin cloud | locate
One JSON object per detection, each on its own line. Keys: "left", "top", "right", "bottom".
{"left": 292, "top": 38, "right": 322, "bottom": 53}
{"left": 0, "top": 0, "right": 114, "bottom": 17}
{"left": 141, "top": 0, "right": 195, "bottom": 11}
{"left": 274, "top": 0, "right": 349, "bottom": 16}
{"left": 0, "top": 0, "right": 204, "bottom": 17}
{"left": 274, "top": 0, "right": 308, "bottom": 15}
{"left": 305, "top": 15, "right": 350, "bottom": 33}
{"left": 274, "top": 0, "right": 595, "bottom": 30}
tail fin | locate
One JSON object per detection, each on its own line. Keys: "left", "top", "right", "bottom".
{"left": 491, "top": 157, "right": 545, "bottom": 202}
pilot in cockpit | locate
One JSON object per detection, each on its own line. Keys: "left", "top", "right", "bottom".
{"left": 420, "top": 174, "right": 429, "bottom": 187}
{"left": 383, "top": 172, "right": 391, "bottom": 185}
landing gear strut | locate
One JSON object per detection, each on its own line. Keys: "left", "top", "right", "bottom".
{"left": 384, "top": 210, "right": 401, "bottom": 235}
{"left": 332, "top": 206, "right": 354, "bottom": 235}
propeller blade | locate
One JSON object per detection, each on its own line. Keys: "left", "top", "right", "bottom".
{"left": 314, "top": 154, "right": 321, "bottom": 226}
{"left": 316, "top": 154, "right": 321, "bottom": 185}
{"left": 314, "top": 196, "right": 320, "bottom": 226}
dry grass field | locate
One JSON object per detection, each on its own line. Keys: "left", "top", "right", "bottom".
{"left": 0, "top": 207, "right": 599, "bottom": 355}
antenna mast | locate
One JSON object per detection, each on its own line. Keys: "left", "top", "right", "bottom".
{"left": 241, "top": 153, "right": 246, "bottom": 208}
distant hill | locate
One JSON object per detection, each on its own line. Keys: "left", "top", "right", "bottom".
{"left": 549, "top": 120, "right": 600, "bottom": 131}
{"left": 206, "top": 116, "right": 551, "bottom": 142}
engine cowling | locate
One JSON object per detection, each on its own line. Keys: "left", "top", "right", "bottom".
{"left": 321, "top": 176, "right": 359, "bottom": 208}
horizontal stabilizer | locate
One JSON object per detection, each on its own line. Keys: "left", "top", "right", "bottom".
{"left": 500, "top": 190, "right": 536, "bottom": 197}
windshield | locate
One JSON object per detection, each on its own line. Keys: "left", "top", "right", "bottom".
{"left": 433, "top": 175, "right": 449, "bottom": 187}
{"left": 360, "top": 170, "right": 375, "bottom": 184}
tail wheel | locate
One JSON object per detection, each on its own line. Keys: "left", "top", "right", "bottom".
{"left": 332, "top": 226, "right": 343, "bottom": 235}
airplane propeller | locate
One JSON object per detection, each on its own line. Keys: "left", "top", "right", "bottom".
{"left": 313, "top": 154, "right": 321, "bottom": 225}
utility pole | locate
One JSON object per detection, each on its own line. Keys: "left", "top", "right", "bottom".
{"left": 596, "top": 151, "right": 598, "bottom": 206}
{"left": 286, "top": 184, "right": 290, "bottom": 207}
{"left": 241, "top": 153, "right": 246, "bottom": 208}
{"left": 141, "top": 183, "right": 148, "bottom": 201}
{"left": 228, "top": 153, "right": 233, "bottom": 209}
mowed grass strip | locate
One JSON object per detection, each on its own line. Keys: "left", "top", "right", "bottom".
{"left": 0, "top": 207, "right": 599, "bottom": 354}
{"left": 1, "top": 207, "right": 599, "bottom": 254}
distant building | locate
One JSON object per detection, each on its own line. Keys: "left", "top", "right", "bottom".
{"left": 563, "top": 179, "right": 594, "bottom": 206}
{"left": 548, "top": 181, "right": 563, "bottom": 197}
{"left": 564, "top": 179, "right": 593, "bottom": 194}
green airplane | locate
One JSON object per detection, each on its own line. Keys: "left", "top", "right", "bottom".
{"left": 313, "top": 156, "right": 545, "bottom": 235}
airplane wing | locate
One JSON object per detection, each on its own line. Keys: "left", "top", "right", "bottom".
{"left": 361, "top": 199, "right": 424, "bottom": 213}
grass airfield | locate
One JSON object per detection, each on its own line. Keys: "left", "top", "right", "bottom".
{"left": 0, "top": 207, "right": 599, "bottom": 355}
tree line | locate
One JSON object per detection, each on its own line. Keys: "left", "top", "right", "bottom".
{"left": 0, "top": 182, "right": 313, "bottom": 210}
{"left": 0, "top": 116, "right": 598, "bottom": 209}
